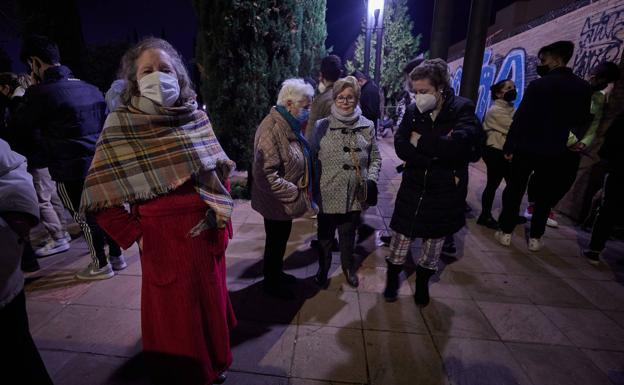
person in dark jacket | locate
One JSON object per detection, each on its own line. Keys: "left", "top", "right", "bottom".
{"left": 383, "top": 59, "right": 479, "bottom": 306}
{"left": 496, "top": 41, "right": 593, "bottom": 252}
{"left": 352, "top": 70, "right": 381, "bottom": 132}
{"left": 583, "top": 111, "right": 624, "bottom": 265}
{"left": 15, "top": 35, "right": 124, "bottom": 280}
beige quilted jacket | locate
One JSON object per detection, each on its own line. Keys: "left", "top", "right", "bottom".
{"left": 251, "top": 107, "right": 309, "bottom": 220}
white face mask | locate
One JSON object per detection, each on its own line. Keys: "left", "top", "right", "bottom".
{"left": 415, "top": 93, "right": 437, "bottom": 114}
{"left": 318, "top": 81, "right": 327, "bottom": 94}
{"left": 138, "top": 71, "right": 180, "bottom": 107}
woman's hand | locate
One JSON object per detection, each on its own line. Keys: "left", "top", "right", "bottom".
{"left": 138, "top": 237, "right": 143, "bottom": 253}
{"left": 410, "top": 131, "right": 422, "bottom": 147}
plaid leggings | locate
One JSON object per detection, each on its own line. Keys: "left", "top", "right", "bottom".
{"left": 388, "top": 233, "right": 444, "bottom": 270}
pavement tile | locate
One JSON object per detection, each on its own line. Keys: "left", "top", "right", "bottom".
{"left": 40, "top": 350, "right": 78, "bottom": 378}
{"left": 73, "top": 274, "right": 141, "bottom": 310}
{"left": 605, "top": 311, "right": 624, "bottom": 329}
{"left": 507, "top": 342, "right": 612, "bottom": 385}
{"left": 539, "top": 306, "right": 624, "bottom": 351}
{"left": 421, "top": 297, "right": 499, "bottom": 339}
{"left": 507, "top": 275, "right": 594, "bottom": 308}
{"left": 292, "top": 326, "right": 367, "bottom": 383}
{"left": 48, "top": 351, "right": 137, "bottom": 385}
{"left": 230, "top": 320, "right": 296, "bottom": 376}
{"left": 562, "top": 278, "right": 624, "bottom": 311}
{"left": 33, "top": 304, "right": 142, "bottom": 357}
{"left": 26, "top": 299, "right": 67, "bottom": 334}
{"left": 289, "top": 379, "right": 356, "bottom": 385}
{"left": 358, "top": 292, "right": 428, "bottom": 333}
{"left": 582, "top": 349, "right": 624, "bottom": 385}
{"left": 225, "top": 372, "right": 289, "bottom": 385}
{"left": 428, "top": 270, "right": 473, "bottom": 300}
{"left": 531, "top": 253, "right": 615, "bottom": 281}
{"left": 25, "top": 270, "right": 94, "bottom": 304}
{"left": 226, "top": 238, "right": 266, "bottom": 260}
{"left": 298, "top": 290, "right": 362, "bottom": 329}
{"left": 449, "top": 271, "right": 531, "bottom": 304}
{"left": 366, "top": 330, "right": 448, "bottom": 385}
{"left": 433, "top": 336, "right": 532, "bottom": 385}
{"left": 477, "top": 302, "right": 571, "bottom": 345}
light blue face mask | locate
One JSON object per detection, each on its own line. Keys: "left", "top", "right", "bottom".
{"left": 297, "top": 108, "right": 310, "bottom": 123}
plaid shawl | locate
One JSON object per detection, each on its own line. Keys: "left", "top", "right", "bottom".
{"left": 80, "top": 96, "right": 235, "bottom": 235}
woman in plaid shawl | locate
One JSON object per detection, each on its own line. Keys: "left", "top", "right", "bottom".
{"left": 80, "top": 38, "right": 234, "bottom": 385}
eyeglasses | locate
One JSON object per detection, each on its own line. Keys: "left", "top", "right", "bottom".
{"left": 336, "top": 96, "right": 356, "bottom": 104}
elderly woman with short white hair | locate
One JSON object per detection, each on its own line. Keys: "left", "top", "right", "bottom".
{"left": 251, "top": 78, "right": 315, "bottom": 299}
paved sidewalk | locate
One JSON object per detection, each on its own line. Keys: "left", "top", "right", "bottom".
{"left": 25, "top": 137, "right": 624, "bottom": 385}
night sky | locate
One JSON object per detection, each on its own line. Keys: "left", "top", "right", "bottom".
{"left": 1, "top": 0, "right": 518, "bottom": 72}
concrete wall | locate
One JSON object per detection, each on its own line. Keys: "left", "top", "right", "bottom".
{"left": 448, "top": 0, "right": 624, "bottom": 119}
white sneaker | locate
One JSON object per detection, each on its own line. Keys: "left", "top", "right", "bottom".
{"left": 546, "top": 216, "right": 559, "bottom": 228}
{"left": 494, "top": 231, "right": 512, "bottom": 247}
{"left": 528, "top": 238, "right": 542, "bottom": 252}
{"left": 109, "top": 254, "right": 128, "bottom": 271}
{"left": 61, "top": 231, "right": 72, "bottom": 243}
{"left": 34, "top": 238, "right": 70, "bottom": 257}
{"left": 75, "top": 262, "right": 114, "bottom": 280}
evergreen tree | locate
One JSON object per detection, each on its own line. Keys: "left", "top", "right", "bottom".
{"left": 194, "top": 1, "right": 327, "bottom": 170}
{"left": 299, "top": 0, "right": 328, "bottom": 78}
{"left": 346, "top": 0, "right": 421, "bottom": 100}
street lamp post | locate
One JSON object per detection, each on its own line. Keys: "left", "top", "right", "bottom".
{"left": 363, "top": 0, "right": 385, "bottom": 79}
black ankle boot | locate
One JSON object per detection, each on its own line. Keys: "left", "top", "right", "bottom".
{"left": 477, "top": 214, "right": 499, "bottom": 230}
{"left": 315, "top": 240, "right": 333, "bottom": 287}
{"left": 414, "top": 265, "right": 436, "bottom": 306}
{"left": 383, "top": 260, "right": 402, "bottom": 302}
{"left": 343, "top": 267, "right": 359, "bottom": 287}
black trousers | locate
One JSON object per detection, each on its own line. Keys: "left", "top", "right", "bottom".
{"left": 481, "top": 146, "right": 509, "bottom": 217}
{"left": 589, "top": 172, "right": 624, "bottom": 251}
{"left": 0, "top": 291, "right": 53, "bottom": 385}
{"left": 57, "top": 180, "right": 120, "bottom": 268}
{"left": 317, "top": 212, "right": 359, "bottom": 271}
{"left": 499, "top": 151, "right": 580, "bottom": 238}
{"left": 526, "top": 151, "right": 581, "bottom": 204}
{"left": 262, "top": 218, "right": 292, "bottom": 282}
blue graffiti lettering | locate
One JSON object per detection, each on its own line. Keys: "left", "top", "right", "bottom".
{"left": 451, "top": 48, "right": 528, "bottom": 119}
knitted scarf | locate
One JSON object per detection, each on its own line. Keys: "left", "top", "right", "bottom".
{"left": 80, "top": 96, "right": 235, "bottom": 235}
{"left": 331, "top": 104, "right": 362, "bottom": 126}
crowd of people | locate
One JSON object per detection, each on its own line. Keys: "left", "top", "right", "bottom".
{"left": 0, "top": 34, "right": 621, "bottom": 385}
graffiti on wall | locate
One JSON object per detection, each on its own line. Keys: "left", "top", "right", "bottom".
{"left": 573, "top": 6, "right": 624, "bottom": 79}
{"left": 451, "top": 48, "right": 527, "bottom": 119}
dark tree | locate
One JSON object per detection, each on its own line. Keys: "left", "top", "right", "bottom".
{"left": 299, "top": 0, "right": 328, "bottom": 78}
{"left": 194, "top": 0, "right": 325, "bottom": 170}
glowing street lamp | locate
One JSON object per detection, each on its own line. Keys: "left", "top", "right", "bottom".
{"left": 363, "top": 0, "right": 385, "bottom": 77}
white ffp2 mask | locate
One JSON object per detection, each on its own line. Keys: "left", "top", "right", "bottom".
{"left": 138, "top": 71, "right": 180, "bottom": 107}
{"left": 415, "top": 93, "right": 437, "bottom": 114}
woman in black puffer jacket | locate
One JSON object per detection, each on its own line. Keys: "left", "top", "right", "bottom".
{"left": 384, "top": 59, "right": 480, "bottom": 306}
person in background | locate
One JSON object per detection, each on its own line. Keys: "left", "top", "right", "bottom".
{"left": 105, "top": 78, "right": 126, "bottom": 112}
{"left": 0, "top": 138, "right": 53, "bottom": 385}
{"left": 524, "top": 61, "right": 621, "bottom": 227}
{"left": 309, "top": 76, "right": 381, "bottom": 287}
{"left": 497, "top": 41, "right": 592, "bottom": 251}
{"left": 395, "top": 58, "right": 423, "bottom": 129}
{"left": 477, "top": 79, "right": 517, "bottom": 229}
{"left": 583, "top": 111, "right": 624, "bottom": 265}
{"left": 252, "top": 78, "right": 315, "bottom": 299}
{"left": 384, "top": 59, "right": 479, "bottom": 306}
{"left": 15, "top": 35, "right": 125, "bottom": 279}
{"left": 306, "top": 55, "right": 342, "bottom": 142}
{"left": 352, "top": 70, "right": 381, "bottom": 133}
{"left": 82, "top": 38, "right": 235, "bottom": 385}
{"left": 0, "top": 72, "right": 72, "bottom": 259}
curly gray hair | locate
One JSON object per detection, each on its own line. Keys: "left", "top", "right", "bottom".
{"left": 409, "top": 58, "right": 450, "bottom": 91}
{"left": 118, "top": 37, "right": 196, "bottom": 106}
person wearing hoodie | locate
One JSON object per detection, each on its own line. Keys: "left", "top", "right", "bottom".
{"left": 0, "top": 138, "right": 53, "bottom": 384}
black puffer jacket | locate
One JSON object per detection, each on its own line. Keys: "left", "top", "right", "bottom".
{"left": 13, "top": 66, "right": 105, "bottom": 181}
{"left": 390, "top": 92, "right": 479, "bottom": 239}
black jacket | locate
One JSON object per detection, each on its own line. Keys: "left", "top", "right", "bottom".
{"left": 599, "top": 111, "right": 624, "bottom": 173}
{"left": 390, "top": 92, "right": 479, "bottom": 239}
{"left": 504, "top": 67, "right": 592, "bottom": 156}
{"left": 13, "top": 66, "right": 106, "bottom": 181}
{"left": 360, "top": 81, "right": 381, "bottom": 126}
